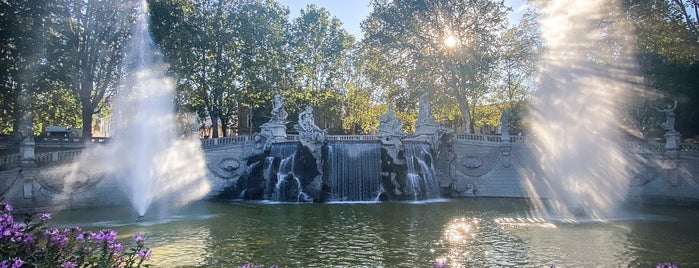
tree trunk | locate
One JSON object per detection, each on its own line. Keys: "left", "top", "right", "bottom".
{"left": 211, "top": 112, "right": 219, "bottom": 138}
{"left": 458, "top": 100, "right": 472, "bottom": 134}
{"left": 81, "top": 99, "right": 93, "bottom": 138}
{"left": 220, "top": 113, "right": 228, "bottom": 137}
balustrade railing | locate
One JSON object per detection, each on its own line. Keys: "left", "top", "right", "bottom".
{"left": 200, "top": 135, "right": 256, "bottom": 147}
{"left": 681, "top": 143, "right": 699, "bottom": 152}
{"left": 452, "top": 133, "right": 528, "bottom": 144}
{"left": 0, "top": 154, "right": 20, "bottom": 167}
{"left": 327, "top": 135, "right": 380, "bottom": 141}
{"left": 34, "top": 149, "right": 83, "bottom": 163}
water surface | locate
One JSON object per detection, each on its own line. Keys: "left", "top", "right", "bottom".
{"left": 50, "top": 199, "right": 699, "bottom": 267}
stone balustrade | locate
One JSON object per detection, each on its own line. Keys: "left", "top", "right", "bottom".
{"left": 286, "top": 134, "right": 380, "bottom": 141}
{"left": 200, "top": 135, "right": 256, "bottom": 147}
{"left": 681, "top": 143, "right": 699, "bottom": 152}
{"left": 1, "top": 154, "right": 20, "bottom": 167}
{"left": 453, "top": 133, "right": 528, "bottom": 144}
{"left": 34, "top": 150, "right": 83, "bottom": 163}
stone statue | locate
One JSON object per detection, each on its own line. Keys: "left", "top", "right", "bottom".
{"left": 418, "top": 94, "right": 437, "bottom": 125}
{"left": 256, "top": 91, "right": 289, "bottom": 151}
{"left": 655, "top": 101, "right": 677, "bottom": 131}
{"left": 378, "top": 104, "right": 405, "bottom": 165}
{"left": 298, "top": 106, "right": 323, "bottom": 133}
{"left": 415, "top": 93, "right": 445, "bottom": 139}
{"left": 378, "top": 104, "right": 404, "bottom": 136}
{"left": 270, "top": 91, "right": 288, "bottom": 123}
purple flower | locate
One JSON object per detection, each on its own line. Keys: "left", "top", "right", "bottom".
{"left": 109, "top": 242, "right": 123, "bottom": 252}
{"left": 133, "top": 232, "right": 145, "bottom": 243}
{"left": 92, "top": 229, "right": 117, "bottom": 242}
{"left": 38, "top": 213, "right": 51, "bottom": 221}
{"left": 76, "top": 231, "right": 91, "bottom": 241}
{"left": 10, "top": 258, "right": 22, "bottom": 268}
{"left": 137, "top": 249, "right": 152, "bottom": 260}
{"left": 2, "top": 203, "right": 13, "bottom": 213}
{"left": 61, "top": 261, "right": 76, "bottom": 268}
{"left": 240, "top": 264, "right": 251, "bottom": 268}
{"left": 63, "top": 226, "right": 81, "bottom": 234}
{"left": 0, "top": 260, "right": 7, "bottom": 268}
{"left": 21, "top": 234, "right": 35, "bottom": 244}
{"left": 1, "top": 213, "right": 13, "bottom": 224}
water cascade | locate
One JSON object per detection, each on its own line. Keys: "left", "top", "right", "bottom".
{"left": 262, "top": 142, "right": 311, "bottom": 202}
{"left": 106, "top": 0, "right": 209, "bottom": 216}
{"left": 527, "top": 0, "right": 637, "bottom": 219}
{"left": 403, "top": 141, "right": 440, "bottom": 200}
{"left": 326, "top": 141, "right": 382, "bottom": 201}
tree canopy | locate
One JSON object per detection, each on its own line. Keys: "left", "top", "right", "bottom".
{"left": 0, "top": 0, "right": 697, "bottom": 140}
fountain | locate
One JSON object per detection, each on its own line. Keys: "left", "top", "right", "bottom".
{"left": 104, "top": 0, "right": 209, "bottom": 216}
{"left": 326, "top": 140, "right": 382, "bottom": 201}
{"left": 526, "top": 0, "right": 637, "bottom": 219}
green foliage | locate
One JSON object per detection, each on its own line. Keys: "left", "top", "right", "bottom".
{"left": 361, "top": 0, "right": 516, "bottom": 133}
{"left": 623, "top": 0, "right": 699, "bottom": 138}
{"left": 286, "top": 4, "right": 356, "bottom": 133}
{"left": 342, "top": 83, "right": 384, "bottom": 133}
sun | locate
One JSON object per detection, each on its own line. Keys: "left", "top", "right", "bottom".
{"left": 444, "top": 35, "right": 458, "bottom": 48}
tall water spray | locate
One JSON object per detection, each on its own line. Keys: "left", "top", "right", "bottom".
{"left": 527, "top": 0, "right": 637, "bottom": 220}
{"left": 109, "top": 0, "right": 210, "bottom": 216}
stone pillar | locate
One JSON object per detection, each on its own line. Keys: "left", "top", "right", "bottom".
{"left": 664, "top": 130, "right": 681, "bottom": 151}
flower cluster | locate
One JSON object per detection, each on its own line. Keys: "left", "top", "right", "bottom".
{"left": 1, "top": 199, "right": 151, "bottom": 267}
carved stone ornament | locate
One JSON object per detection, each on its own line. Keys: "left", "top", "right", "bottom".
{"left": 461, "top": 156, "right": 483, "bottom": 168}
{"left": 218, "top": 158, "right": 241, "bottom": 172}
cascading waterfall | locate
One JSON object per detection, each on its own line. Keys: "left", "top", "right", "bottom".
{"left": 403, "top": 142, "right": 440, "bottom": 200}
{"left": 107, "top": 0, "right": 209, "bottom": 216}
{"left": 326, "top": 141, "right": 381, "bottom": 201}
{"left": 263, "top": 142, "right": 310, "bottom": 202}
{"left": 526, "top": 0, "right": 637, "bottom": 220}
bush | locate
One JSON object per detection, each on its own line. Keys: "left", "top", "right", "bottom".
{"left": 0, "top": 199, "right": 151, "bottom": 268}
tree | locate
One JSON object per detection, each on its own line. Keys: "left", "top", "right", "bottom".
{"left": 623, "top": 0, "right": 699, "bottom": 138}
{"left": 151, "top": 0, "right": 292, "bottom": 137}
{"left": 0, "top": 0, "right": 55, "bottom": 135}
{"left": 53, "top": 0, "right": 137, "bottom": 138}
{"left": 287, "top": 4, "right": 355, "bottom": 132}
{"left": 361, "top": 0, "right": 511, "bottom": 133}
{"left": 235, "top": 0, "right": 292, "bottom": 132}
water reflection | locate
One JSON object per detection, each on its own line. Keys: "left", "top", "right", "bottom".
{"left": 48, "top": 199, "right": 699, "bottom": 267}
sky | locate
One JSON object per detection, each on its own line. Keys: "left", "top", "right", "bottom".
{"left": 276, "top": 0, "right": 529, "bottom": 39}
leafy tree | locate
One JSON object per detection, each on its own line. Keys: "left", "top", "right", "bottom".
{"left": 235, "top": 0, "right": 292, "bottom": 132}
{"left": 361, "top": 0, "right": 511, "bottom": 133}
{"left": 0, "top": 0, "right": 55, "bottom": 135}
{"left": 287, "top": 4, "right": 355, "bottom": 132}
{"left": 342, "top": 82, "right": 385, "bottom": 134}
{"left": 51, "top": 0, "right": 137, "bottom": 138}
{"left": 151, "top": 0, "right": 292, "bottom": 137}
{"left": 623, "top": 0, "right": 699, "bottom": 138}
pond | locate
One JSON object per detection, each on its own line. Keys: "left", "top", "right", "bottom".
{"left": 50, "top": 198, "right": 699, "bottom": 267}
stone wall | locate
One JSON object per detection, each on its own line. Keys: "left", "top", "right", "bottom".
{"left": 1, "top": 136, "right": 698, "bottom": 212}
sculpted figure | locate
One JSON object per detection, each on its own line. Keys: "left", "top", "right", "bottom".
{"left": 378, "top": 104, "right": 403, "bottom": 136}
{"left": 299, "top": 106, "right": 323, "bottom": 133}
{"left": 270, "top": 91, "right": 288, "bottom": 122}
{"left": 655, "top": 101, "right": 677, "bottom": 131}
{"left": 418, "top": 94, "right": 434, "bottom": 124}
